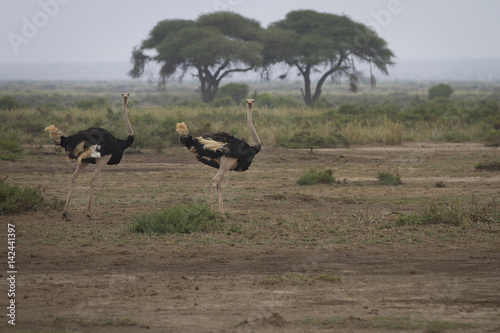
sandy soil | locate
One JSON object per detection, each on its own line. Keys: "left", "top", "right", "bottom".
{"left": 1, "top": 143, "right": 499, "bottom": 332}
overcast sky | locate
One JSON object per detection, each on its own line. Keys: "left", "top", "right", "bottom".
{"left": 1, "top": 0, "right": 499, "bottom": 64}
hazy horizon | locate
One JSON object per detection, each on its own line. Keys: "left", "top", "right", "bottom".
{"left": 1, "top": 58, "right": 499, "bottom": 82}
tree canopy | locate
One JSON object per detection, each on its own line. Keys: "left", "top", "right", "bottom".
{"left": 129, "top": 12, "right": 263, "bottom": 102}
{"left": 130, "top": 10, "right": 395, "bottom": 105}
{"left": 263, "top": 10, "right": 395, "bottom": 105}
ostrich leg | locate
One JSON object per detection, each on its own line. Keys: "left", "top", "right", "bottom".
{"left": 86, "top": 155, "right": 111, "bottom": 219}
{"left": 210, "top": 157, "right": 237, "bottom": 217}
{"left": 211, "top": 170, "right": 227, "bottom": 217}
{"left": 63, "top": 162, "right": 89, "bottom": 221}
{"left": 210, "top": 181, "right": 216, "bottom": 211}
{"left": 217, "top": 181, "right": 224, "bottom": 216}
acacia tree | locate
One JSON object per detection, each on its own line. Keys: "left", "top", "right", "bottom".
{"left": 129, "top": 12, "right": 263, "bottom": 102}
{"left": 263, "top": 10, "right": 395, "bottom": 105}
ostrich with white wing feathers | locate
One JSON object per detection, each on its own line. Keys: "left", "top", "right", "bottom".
{"left": 176, "top": 99, "right": 261, "bottom": 217}
{"left": 45, "top": 93, "right": 134, "bottom": 220}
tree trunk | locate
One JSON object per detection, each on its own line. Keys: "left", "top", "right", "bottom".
{"left": 198, "top": 67, "right": 220, "bottom": 103}
{"left": 299, "top": 56, "right": 348, "bottom": 106}
{"left": 201, "top": 78, "right": 220, "bottom": 103}
{"left": 197, "top": 62, "right": 253, "bottom": 103}
{"left": 201, "top": 82, "right": 219, "bottom": 103}
{"left": 297, "top": 64, "right": 313, "bottom": 106}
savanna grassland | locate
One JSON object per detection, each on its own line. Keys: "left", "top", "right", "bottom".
{"left": 1, "top": 80, "right": 499, "bottom": 332}
{"left": 1, "top": 80, "right": 500, "bottom": 151}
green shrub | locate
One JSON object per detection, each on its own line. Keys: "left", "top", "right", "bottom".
{"left": 74, "top": 96, "right": 109, "bottom": 110}
{"left": 281, "top": 131, "right": 349, "bottom": 149}
{"left": 377, "top": 171, "right": 403, "bottom": 185}
{"left": 154, "top": 117, "right": 179, "bottom": 145}
{"left": 484, "top": 130, "right": 500, "bottom": 147}
{"left": 428, "top": 83, "right": 453, "bottom": 100}
{"left": 297, "top": 169, "right": 336, "bottom": 185}
{"left": 0, "top": 134, "right": 23, "bottom": 161}
{"left": 215, "top": 83, "right": 249, "bottom": 104}
{"left": 131, "top": 203, "right": 225, "bottom": 234}
{"left": 250, "top": 92, "right": 299, "bottom": 108}
{"left": 0, "top": 96, "right": 20, "bottom": 110}
{"left": 397, "top": 205, "right": 459, "bottom": 226}
{"left": 475, "top": 161, "right": 500, "bottom": 171}
{"left": 396, "top": 199, "right": 499, "bottom": 228}
{"left": 0, "top": 179, "right": 47, "bottom": 214}
{"left": 438, "top": 131, "right": 470, "bottom": 143}
{"left": 337, "top": 103, "right": 366, "bottom": 115}
{"left": 211, "top": 96, "right": 234, "bottom": 107}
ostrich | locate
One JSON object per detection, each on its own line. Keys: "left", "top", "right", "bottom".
{"left": 45, "top": 93, "right": 134, "bottom": 220}
{"left": 176, "top": 99, "right": 261, "bottom": 217}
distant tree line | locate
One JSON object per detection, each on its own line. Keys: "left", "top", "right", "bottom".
{"left": 129, "top": 10, "right": 395, "bottom": 106}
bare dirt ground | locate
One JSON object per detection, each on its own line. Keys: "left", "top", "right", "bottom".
{"left": 1, "top": 142, "right": 499, "bottom": 332}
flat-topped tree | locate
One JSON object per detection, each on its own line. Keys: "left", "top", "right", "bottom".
{"left": 263, "top": 10, "right": 395, "bottom": 106}
{"left": 129, "top": 12, "right": 263, "bottom": 103}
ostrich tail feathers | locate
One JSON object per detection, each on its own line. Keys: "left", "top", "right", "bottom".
{"left": 44, "top": 124, "right": 62, "bottom": 145}
{"left": 176, "top": 122, "right": 190, "bottom": 137}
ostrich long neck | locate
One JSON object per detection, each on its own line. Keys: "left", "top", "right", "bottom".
{"left": 123, "top": 98, "right": 134, "bottom": 136}
{"left": 247, "top": 104, "right": 260, "bottom": 147}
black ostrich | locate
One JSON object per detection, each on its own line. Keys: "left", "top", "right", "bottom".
{"left": 176, "top": 99, "right": 261, "bottom": 217}
{"left": 45, "top": 93, "right": 134, "bottom": 220}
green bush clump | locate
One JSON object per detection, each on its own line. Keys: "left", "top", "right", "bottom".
{"left": 428, "top": 83, "right": 453, "bottom": 100}
{"left": 215, "top": 83, "right": 249, "bottom": 105}
{"left": 250, "top": 92, "right": 299, "bottom": 108}
{"left": 131, "top": 203, "right": 225, "bottom": 234}
{"left": 0, "top": 134, "right": 23, "bottom": 161}
{"left": 395, "top": 199, "right": 497, "bottom": 228}
{"left": 211, "top": 96, "right": 235, "bottom": 107}
{"left": 0, "top": 179, "right": 47, "bottom": 214}
{"left": 484, "top": 131, "right": 500, "bottom": 147}
{"left": 377, "top": 171, "right": 403, "bottom": 185}
{"left": 475, "top": 160, "right": 500, "bottom": 171}
{"left": 281, "top": 131, "right": 349, "bottom": 149}
{"left": 337, "top": 103, "right": 367, "bottom": 115}
{"left": 297, "top": 169, "right": 336, "bottom": 185}
{"left": 438, "top": 131, "right": 470, "bottom": 143}
{"left": 396, "top": 205, "right": 463, "bottom": 226}
{"left": 0, "top": 96, "right": 20, "bottom": 110}
{"left": 74, "top": 96, "right": 109, "bottom": 110}
{"left": 153, "top": 117, "right": 180, "bottom": 147}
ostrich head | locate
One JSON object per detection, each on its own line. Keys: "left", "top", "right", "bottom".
{"left": 246, "top": 99, "right": 255, "bottom": 108}
{"left": 121, "top": 92, "right": 130, "bottom": 103}
{"left": 44, "top": 124, "right": 62, "bottom": 145}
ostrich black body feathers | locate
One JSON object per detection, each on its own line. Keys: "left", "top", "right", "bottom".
{"left": 60, "top": 127, "right": 134, "bottom": 165}
{"left": 44, "top": 92, "right": 134, "bottom": 221}
{"left": 175, "top": 99, "right": 260, "bottom": 217}
{"left": 180, "top": 132, "right": 261, "bottom": 172}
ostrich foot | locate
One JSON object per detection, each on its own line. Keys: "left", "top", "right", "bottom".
{"left": 86, "top": 211, "right": 96, "bottom": 219}
{"left": 62, "top": 211, "right": 71, "bottom": 221}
